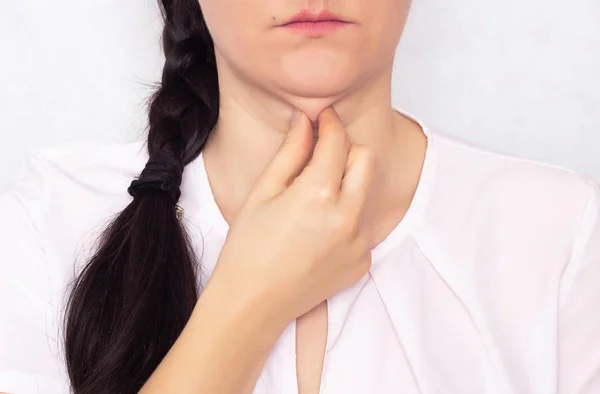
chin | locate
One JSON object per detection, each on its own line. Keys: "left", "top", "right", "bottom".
{"left": 288, "top": 81, "right": 347, "bottom": 97}
{"left": 279, "top": 76, "right": 358, "bottom": 118}
{"left": 280, "top": 56, "right": 360, "bottom": 93}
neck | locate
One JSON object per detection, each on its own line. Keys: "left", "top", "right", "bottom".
{"left": 202, "top": 60, "right": 427, "bottom": 243}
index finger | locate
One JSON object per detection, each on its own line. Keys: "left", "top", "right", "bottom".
{"left": 298, "top": 107, "right": 350, "bottom": 193}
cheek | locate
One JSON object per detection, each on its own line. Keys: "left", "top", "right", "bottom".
{"left": 369, "top": 2, "right": 411, "bottom": 61}
{"left": 200, "top": 1, "right": 263, "bottom": 62}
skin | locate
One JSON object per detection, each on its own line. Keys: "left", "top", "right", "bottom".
{"left": 201, "top": 0, "right": 426, "bottom": 245}
{"left": 142, "top": 0, "right": 427, "bottom": 393}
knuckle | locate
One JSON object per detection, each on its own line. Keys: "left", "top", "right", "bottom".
{"left": 309, "top": 184, "right": 336, "bottom": 203}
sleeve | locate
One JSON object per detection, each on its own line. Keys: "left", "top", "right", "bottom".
{"left": 558, "top": 178, "right": 600, "bottom": 393}
{"left": 0, "top": 153, "right": 68, "bottom": 394}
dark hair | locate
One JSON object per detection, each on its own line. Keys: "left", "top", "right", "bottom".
{"left": 63, "top": 1, "right": 218, "bottom": 392}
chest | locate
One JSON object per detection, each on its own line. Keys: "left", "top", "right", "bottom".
{"left": 193, "top": 231, "right": 562, "bottom": 394}
{"left": 254, "top": 279, "right": 418, "bottom": 394}
{"left": 253, "top": 277, "right": 490, "bottom": 394}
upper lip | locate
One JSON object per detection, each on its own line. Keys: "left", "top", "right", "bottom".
{"left": 281, "top": 9, "right": 351, "bottom": 25}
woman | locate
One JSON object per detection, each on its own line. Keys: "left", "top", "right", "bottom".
{"left": 1, "top": 0, "right": 598, "bottom": 393}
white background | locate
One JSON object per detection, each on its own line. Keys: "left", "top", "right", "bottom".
{"left": 0, "top": 0, "right": 598, "bottom": 190}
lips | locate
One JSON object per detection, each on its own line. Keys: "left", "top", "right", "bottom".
{"left": 280, "top": 9, "right": 351, "bottom": 26}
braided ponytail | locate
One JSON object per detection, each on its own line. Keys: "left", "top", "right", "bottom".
{"left": 63, "top": 1, "right": 218, "bottom": 392}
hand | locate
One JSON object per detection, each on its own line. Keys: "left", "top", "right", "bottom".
{"left": 208, "top": 107, "right": 374, "bottom": 327}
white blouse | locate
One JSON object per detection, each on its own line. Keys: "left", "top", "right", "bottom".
{"left": 1, "top": 108, "right": 599, "bottom": 394}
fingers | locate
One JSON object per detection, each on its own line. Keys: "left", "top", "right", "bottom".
{"left": 297, "top": 107, "right": 350, "bottom": 194}
{"left": 249, "top": 106, "right": 372, "bottom": 221}
{"left": 339, "top": 144, "right": 373, "bottom": 216}
{"left": 249, "top": 110, "right": 312, "bottom": 201}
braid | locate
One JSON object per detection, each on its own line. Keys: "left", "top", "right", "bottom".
{"left": 148, "top": 2, "right": 218, "bottom": 164}
{"left": 63, "top": 1, "right": 219, "bottom": 392}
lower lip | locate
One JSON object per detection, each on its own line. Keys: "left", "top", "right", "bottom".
{"left": 281, "top": 21, "right": 351, "bottom": 36}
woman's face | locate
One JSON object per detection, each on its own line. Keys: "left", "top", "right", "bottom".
{"left": 199, "top": 0, "right": 412, "bottom": 101}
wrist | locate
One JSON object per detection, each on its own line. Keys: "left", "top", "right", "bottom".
{"left": 194, "top": 274, "right": 291, "bottom": 345}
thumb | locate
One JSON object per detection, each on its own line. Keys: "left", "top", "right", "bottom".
{"left": 249, "top": 110, "right": 312, "bottom": 201}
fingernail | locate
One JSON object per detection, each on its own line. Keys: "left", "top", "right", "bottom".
{"left": 290, "top": 109, "right": 301, "bottom": 126}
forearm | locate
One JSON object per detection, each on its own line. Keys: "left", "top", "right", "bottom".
{"left": 140, "top": 279, "right": 287, "bottom": 394}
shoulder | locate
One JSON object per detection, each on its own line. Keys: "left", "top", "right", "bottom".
{"left": 420, "top": 128, "right": 598, "bottom": 259}
{"left": 12, "top": 139, "right": 148, "bottom": 192}
{"left": 428, "top": 129, "right": 596, "bottom": 224}
{"left": 8, "top": 139, "right": 148, "bottom": 203}
{"left": 3, "top": 139, "right": 149, "bottom": 259}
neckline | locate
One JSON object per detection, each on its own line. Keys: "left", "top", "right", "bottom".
{"left": 190, "top": 107, "right": 438, "bottom": 258}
